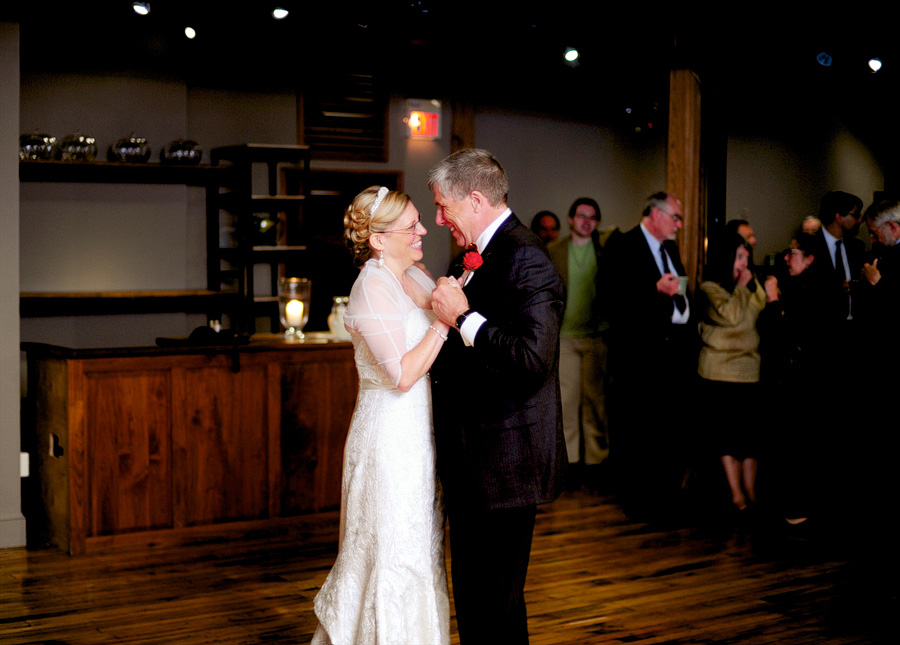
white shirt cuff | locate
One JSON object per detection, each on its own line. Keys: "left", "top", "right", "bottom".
{"left": 459, "top": 311, "right": 487, "bottom": 347}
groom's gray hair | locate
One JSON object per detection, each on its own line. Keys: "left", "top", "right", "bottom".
{"left": 428, "top": 148, "right": 508, "bottom": 207}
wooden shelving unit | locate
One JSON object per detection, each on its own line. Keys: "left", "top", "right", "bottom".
{"left": 18, "top": 159, "right": 231, "bottom": 186}
{"left": 19, "top": 289, "right": 241, "bottom": 318}
{"left": 210, "top": 144, "right": 312, "bottom": 333}
{"left": 18, "top": 152, "right": 407, "bottom": 333}
{"left": 18, "top": 159, "right": 238, "bottom": 321}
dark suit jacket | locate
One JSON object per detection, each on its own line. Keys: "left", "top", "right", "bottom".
{"left": 603, "top": 224, "right": 697, "bottom": 512}
{"left": 604, "top": 224, "right": 696, "bottom": 378}
{"left": 431, "top": 213, "right": 567, "bottom": 513}
{"left": 809, "top": 230, "right": 865, "bottom": 324}
{"left": 858, "top": 241, "right": 900, "bottom": 327}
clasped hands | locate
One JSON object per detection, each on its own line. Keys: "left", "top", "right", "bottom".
{"left": 432, "top": 276, "right": 469, "bottom": 328}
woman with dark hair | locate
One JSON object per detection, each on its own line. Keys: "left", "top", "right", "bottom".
{"left": 758, "top": 232, "right": 827, "bottom": 526}
{"left": 698, "top": 232, "right": 778, "bottom": 511}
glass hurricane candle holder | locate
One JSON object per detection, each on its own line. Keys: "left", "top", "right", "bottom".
{"left": 278, "top": 277, "right": 311, "bottom": 340}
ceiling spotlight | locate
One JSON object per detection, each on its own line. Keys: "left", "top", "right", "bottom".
{"left": 185, "top": 26, "right": 197, "bottom": 40}
{"left": 132, "top": 2, "right": 150, "bottom": 16}
{"left": 816, "top": 52, "right": 832, "bottom": 67}
{"left": 272, "top": 7, "right": 289, "bottom": 19}
{"left": 564, "top": 47, "right": 579, "bottom": 63}
{"left": 869, "top": 57, "right": 882, "bottom": 73}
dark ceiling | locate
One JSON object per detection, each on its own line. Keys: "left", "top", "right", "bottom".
{"left": 10, "top": 1, "right": 899, "bottom": 135}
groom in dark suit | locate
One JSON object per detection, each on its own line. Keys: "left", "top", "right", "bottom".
{"left": 429, "top": 149, "right": 567, "bottom": 644}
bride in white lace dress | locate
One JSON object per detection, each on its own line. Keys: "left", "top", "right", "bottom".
{"left": 312, "top": 186, "right": 451, "bottom": 645}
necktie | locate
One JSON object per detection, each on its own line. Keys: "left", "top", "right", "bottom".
{"left": 834, "top": 240, "right": 845, "bottom": 280}
{"left": 660, "top": 244, "right": 687, "bottom": 314}
{"left": 834, "top": 240, "right": 852, "bottom": 319}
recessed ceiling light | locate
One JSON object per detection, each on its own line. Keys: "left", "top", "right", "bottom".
{"left": 132, "top": 2, "right": 150, "bottom": 16}
{"left": 869, "top": 57, "right": 882, "bottom": 73}
{"left": 272, "top": 7, "right": 289, "bottom": 20}
{"left": 565, "top": 47, "right": 579, "bottom": 63}
{"left": 185, "top": 27, "right": 197, "bottom": 40}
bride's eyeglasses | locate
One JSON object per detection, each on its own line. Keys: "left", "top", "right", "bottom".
{"left": 382, "top": 217, "right": 422, "bottom": 235}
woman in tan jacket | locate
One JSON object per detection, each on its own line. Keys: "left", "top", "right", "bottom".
{"left": 698, "top": 232, "right": 778, "bottom": 511}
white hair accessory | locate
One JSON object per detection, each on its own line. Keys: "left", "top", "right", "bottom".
{"left": 371, "top": 186, "right": 389, "bottom": 216}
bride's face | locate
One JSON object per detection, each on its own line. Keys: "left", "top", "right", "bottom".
{"left": 379, "top": 201, "right": 426, "bottom": 267}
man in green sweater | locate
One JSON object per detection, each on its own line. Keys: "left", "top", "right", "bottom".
{"left": 548, "top": 197, "right": 612, "bottom": 490}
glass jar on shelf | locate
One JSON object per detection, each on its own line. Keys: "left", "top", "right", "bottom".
{"left": 327, "top": 296, "right": 351, "bottom": 339}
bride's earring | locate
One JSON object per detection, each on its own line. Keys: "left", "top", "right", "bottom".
{"left": 371, "top": 234, "right": 385, "bottom": 267}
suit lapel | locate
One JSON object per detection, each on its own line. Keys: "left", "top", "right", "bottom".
{"left": 449, "top": 214, "right": 519, "bottom": 285}
{"left": 635, "top": 228, "right": 663, "bottom": 279}
{"left": 663, "top": 240, "right": 686, "bottom": 276}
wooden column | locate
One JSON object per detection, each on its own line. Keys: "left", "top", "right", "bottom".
{"left": 450, "top": 100, "right": 476, "bottom": 153}
{"left": 667, "top": 67, "right": 705, "bottom": 288}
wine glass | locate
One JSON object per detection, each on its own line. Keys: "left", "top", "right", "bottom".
{"left": 278, "top": 277, "right": 311, "bottom": 340}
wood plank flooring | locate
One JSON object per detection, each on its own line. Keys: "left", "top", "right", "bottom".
{"left": 1, "top": 489, "right": 895, "bottom": 644}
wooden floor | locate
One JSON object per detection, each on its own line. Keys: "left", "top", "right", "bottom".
{"left": 1, "top": 489, "right": 895, "bottom": 644}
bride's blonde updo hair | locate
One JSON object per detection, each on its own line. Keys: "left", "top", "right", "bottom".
{"left": 344, "top": 186, "right": 411, "bottom": 267}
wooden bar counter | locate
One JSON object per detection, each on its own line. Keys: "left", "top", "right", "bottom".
{"left": 21, "top": 336, "right": 357, "bottom": 555}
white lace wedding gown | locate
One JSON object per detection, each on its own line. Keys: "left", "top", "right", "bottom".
{"left": 312, "top": 260, "right": 450, "bottom": 645}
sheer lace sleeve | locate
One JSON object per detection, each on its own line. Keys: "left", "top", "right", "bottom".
{"left": 344, "top": 264, "right": 410, "bottom": 388}
{"left": 407, "top": 265, "right": 437, "bottom": 295}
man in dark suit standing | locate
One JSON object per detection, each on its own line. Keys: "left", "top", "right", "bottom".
{"left": 429, "top": 149, "right": 566, "bottom": 644}
{"left": 806, "top": 191, "right": 865, "bottom": 511}
{"left": 811, "top": 190, "right": 865, "bottom": 328}
{"left": 605, "top": 192, "right": 697, "bottom": 521}
{"left": 858, "top": 198, "right": 900, "bottom": 598}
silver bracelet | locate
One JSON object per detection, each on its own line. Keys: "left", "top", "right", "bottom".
{"left": 429, "top": 325, "right": 448, "bottom": 342}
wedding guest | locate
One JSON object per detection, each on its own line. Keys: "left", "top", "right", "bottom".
{"left": 549, "top": 197, "right": 610, "bottom": 491}
{"left": 726, "top": 219, "right": 757, "bottom": 250}
{"left": 531, "top": 210, "right": 561, "bottom": 245}
{"left": 801, "top": 215, "right": 822, "bottom": 234}
{"left": 605, "top": 192, "right": 696, "bottom": 521}
{"left": 758, "top": 233, "right": 826, "bottom": 525}
{"left": 697, "top": 232, "right": 776, "bottom": 511}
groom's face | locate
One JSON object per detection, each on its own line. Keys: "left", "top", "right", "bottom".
{"left": 433, "top": 186, "right": 476, "bottom": 248}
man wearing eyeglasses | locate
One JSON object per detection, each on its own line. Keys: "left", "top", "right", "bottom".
{"left": 548, "top": 198, "right": 612, "bottom": 491}
{"left": 605, "top": 191, "right": 697, "bottom": 521}
{"left": 810, "top": 190, "right": 864, "bottom": 327}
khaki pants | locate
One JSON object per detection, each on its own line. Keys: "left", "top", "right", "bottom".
{"left": 559, "top": 335, "right": 609, "bottom": 465}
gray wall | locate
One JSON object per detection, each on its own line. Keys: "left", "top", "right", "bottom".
{"left": 476, "top": 110, "right": 665, "bottom": 233}
{"left": 1, "top": 22, "right": 26, "bottom": 548}
{"left": 726, "top": 129, "right": 882, "bottom": 262}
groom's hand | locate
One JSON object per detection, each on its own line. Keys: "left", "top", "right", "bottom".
{"left": 433, "top": 277, "right": 469, "bottom": 327}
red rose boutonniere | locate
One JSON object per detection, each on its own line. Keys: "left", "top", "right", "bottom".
{"left": 460, "top": 245, "right": 483, "bottom": 285}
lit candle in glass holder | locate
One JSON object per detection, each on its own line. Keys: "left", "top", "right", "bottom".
{"left": 278, "top": 277, "right": 311, "bottom": 340}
